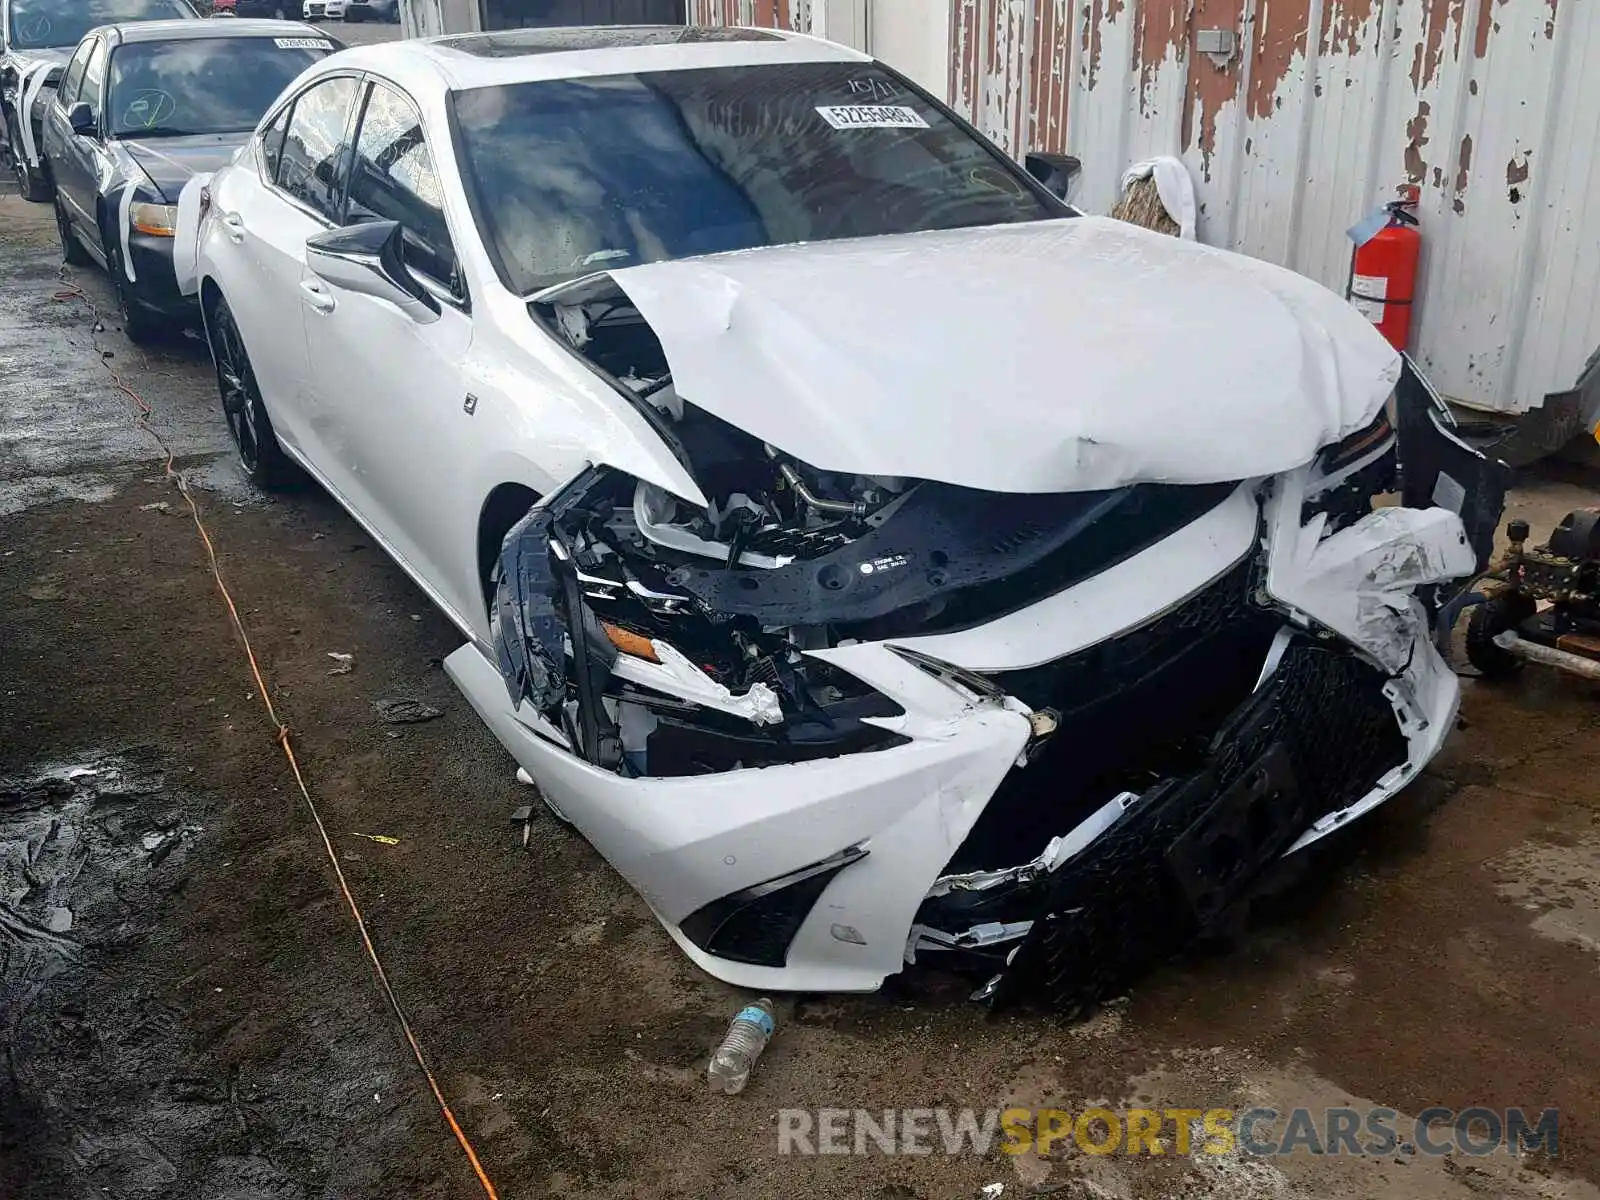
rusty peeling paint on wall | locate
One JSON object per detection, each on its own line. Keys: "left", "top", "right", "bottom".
{"left": 1248, "top": 0, "right": 1311, "bottom": 121}
{"left": 1082, "top": 0, "right": 1104, "bottom": 90}
{"left": 952, "top": 0, "right": 978, "bottom": 122}
{"left": 1405, "top": 102, "right": 1432, "bottom": 184}
{"left": 1453, "top": 133, "right": 1473, "bottom": 214}
{"left": 1180, "top": 0, "right": 1244, "bottom": 178}
{"left": 1545, "top": 0, "right": 1558, "bottom": 38}
{"left": 1412, "top": 0, "right": 1468, "bottom": 92}
{"left": 1320, "top": 0, "right": 1375, "bottom": 57}
{"left": 1134, "top": 0, "right": 1186, "bottom": 115}
{"left": 1474, "top": 0, "right": 1510, "bottom": 55}
{"left": 1506, "top": 152, "right": 1530, "bottom": 185}
{"left": 1028, "top": 0, "right": 1070, "bottom": 153}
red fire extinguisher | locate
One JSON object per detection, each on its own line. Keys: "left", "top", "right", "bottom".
{"left": 1347, "top": 186, "right": 1422, "bottom": 352}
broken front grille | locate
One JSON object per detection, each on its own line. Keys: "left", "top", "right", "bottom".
{"left": 988, "top": 639, "right": 1408, "bottom": 1014}
{"left": 943, "top": 553, "right": 1280, "bottom": 877}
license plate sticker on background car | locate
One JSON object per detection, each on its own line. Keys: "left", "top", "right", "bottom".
{"left": 814, "top": 105, "right": 929, "bottom": 130}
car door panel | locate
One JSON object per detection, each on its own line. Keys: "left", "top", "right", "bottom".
{"left": 44, "top": 37, "right": 94, "bottom": 231}
{"left": 210, "top": 75, "right": 358, "bottom": 459}
{"left": 301, "top": 79, "right": 483, "bottom": 629}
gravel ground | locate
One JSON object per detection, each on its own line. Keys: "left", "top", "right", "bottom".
{"left": 2, "top": 113, "right": 1599, "bottom": 1198}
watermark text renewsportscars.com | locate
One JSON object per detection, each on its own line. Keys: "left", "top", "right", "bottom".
{"left": 776, "top": 1106, "right": 1560, "bottom": 1158}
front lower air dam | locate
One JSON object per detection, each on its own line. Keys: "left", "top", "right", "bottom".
{"left": 444, "top": 636, "right": 1035, "bottom": 994}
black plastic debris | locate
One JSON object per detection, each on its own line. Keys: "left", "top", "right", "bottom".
{"left": 988, "top": 640, "right": 1406, "bottom": 1014}
{"left": 374, "top": 699, "right": 444, "bottom": 724}
{"left": 493, "top": 505, "right": 567, "bottom": 714}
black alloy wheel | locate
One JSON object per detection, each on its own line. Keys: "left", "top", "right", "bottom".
{"left": 54, "top": 195, "right": 91, "bottom": 265}
{"left": 6, "top": 113, "right": 50, "bottom": 202}
{"left": 207, "top": 294, "right": 296, "bottom": 489}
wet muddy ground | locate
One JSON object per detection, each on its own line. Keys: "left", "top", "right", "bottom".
{"left": 2, "top": 162, "right": 1600, "bottom": 1198}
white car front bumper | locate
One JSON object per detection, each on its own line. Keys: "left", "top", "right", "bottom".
{"left": 447, "top": 389, "right": 1493, "bottom": 1003}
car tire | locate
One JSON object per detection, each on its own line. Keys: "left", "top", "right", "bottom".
{"left": 1464, "top": 590, "right": 1537, "bottom": 679}
{"left": 6, "top": 112, "right": 51, "bottom": 203}
{"left": 54, "top": 197, "right": 91, "bottom": 266}
{"left": 104, "top": 241, "right": 162, "bottom": 345}
{"left": 207, "top": 293, "right": 297, "bottom": 490}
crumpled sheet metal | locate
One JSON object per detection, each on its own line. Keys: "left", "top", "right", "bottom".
{"left": 608, "top": 216, "right": 1401, "bottom": 495}
{"left": 1276, "top": 503, "right": 1477, "bottom": 673}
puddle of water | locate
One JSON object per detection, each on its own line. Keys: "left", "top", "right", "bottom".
{"left": 1493, "top": 836, "right": 1600, "bottom": 959}
{"left": 0, "top": 473, "right": 119, "bottom": 517}
{"left": 1, "top": 749, "right": 408, "bottom": 1198}
{"left": 0, "top": 751, "right": 197, "bottom": 990}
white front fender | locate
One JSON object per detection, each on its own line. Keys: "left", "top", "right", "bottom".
{"left": 1265, "top": 467, "right": 1476, "bottom": 673}
{"left": 171, "top": 172, "right": 213, "bottom": 297}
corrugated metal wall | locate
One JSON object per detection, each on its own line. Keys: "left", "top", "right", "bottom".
{"left": 691, "top": 0, "right": 1600, "bottom": 416}
{"left": 687, "top": 0, "right": 813, "bottom": 30}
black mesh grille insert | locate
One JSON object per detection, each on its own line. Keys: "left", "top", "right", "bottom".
{"left": 990, "top": 640, "right": 1408, "bottom": 1013}
{"left": 945, "top": 554, "right": 1279, "bottom": 874}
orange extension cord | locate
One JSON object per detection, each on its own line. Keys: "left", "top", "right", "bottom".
{"left": 53, "top": 272, "right": 500, "bottom": 1200}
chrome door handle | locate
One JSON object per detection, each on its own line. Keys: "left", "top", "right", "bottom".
{"left": 298, "top": 279, "right": 336, "bottom": 314}
{"left": 221, "top": 212, "right": 246, "bottom": 243}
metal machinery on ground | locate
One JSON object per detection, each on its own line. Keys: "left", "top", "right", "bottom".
{"left": 1466, "top": 510, "right": 1600, "bottom": 683}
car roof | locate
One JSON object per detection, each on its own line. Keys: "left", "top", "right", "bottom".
{"left": 321, "top": 23, "right": 872, "bottom": 94}
{"left": 105, "top": 17, "right": 330, "bottom": 44}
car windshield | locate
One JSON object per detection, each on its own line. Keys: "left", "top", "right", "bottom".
{"left": 5, "top": 0, "right": 194, "bottom": 50}
{"left": 107, "top": 36, "right": 334, "bottom": 137}
{"left": 449, "top": 61, "right": 1063, "bottom": 295}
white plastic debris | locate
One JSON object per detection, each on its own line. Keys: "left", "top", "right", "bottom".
{"left": 326, "top": 651, "right": 354, "bottom": 675}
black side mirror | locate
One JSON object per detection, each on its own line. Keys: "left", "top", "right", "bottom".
{"left": 1025, "top": 151, "right": 1082, "bottom": 202}
{"left": 68, "top": 101, "right": 96, "bottom": 137}
{"left": 305, "top": 218, "right": 441, "bottom": 324}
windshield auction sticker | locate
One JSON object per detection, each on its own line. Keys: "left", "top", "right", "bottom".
{"left": 274, "top": 37, "right": 334, "bottom": 49}
{"left": 815, "top": 104, "right": 929, "bottom": 130}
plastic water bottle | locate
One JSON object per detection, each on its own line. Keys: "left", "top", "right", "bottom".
{"left": 707, "top": 998, "right": 776, "bottom": 1094}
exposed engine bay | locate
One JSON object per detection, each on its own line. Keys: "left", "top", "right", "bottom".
{"left": 503, "top": 280, "right": 1229, "bottom": 781}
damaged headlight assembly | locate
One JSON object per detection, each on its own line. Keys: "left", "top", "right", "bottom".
{"left": 491, "top": 464, "right": 916, "bottom": 781}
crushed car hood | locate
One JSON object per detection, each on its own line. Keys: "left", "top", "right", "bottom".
{"left": 606, "top": 217, "right": 1402, "bottom": 494}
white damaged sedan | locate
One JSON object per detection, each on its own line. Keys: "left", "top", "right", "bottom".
{"left": 177, "top": 26, "right": 1508, "bottom": 1008}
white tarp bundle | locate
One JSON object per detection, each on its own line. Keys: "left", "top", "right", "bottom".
{"left": 1119, "top": 155, "right": 1198, "bottom": 241}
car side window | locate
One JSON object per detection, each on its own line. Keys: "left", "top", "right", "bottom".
{"left": 57, "top": 38, "right": 93, "bottom": 108}
{"left": 79, "top": 36, "right": 108, "bottom": 124}
{"left": 346, "top": 81, "right": 461, "bottom": 297}
{"left": 275, "top": 75, "right": 357, "bottom": 221}
{"left": 260, "top": 103, "right": 292, "bottom": 183}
